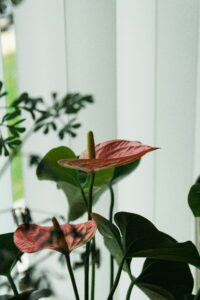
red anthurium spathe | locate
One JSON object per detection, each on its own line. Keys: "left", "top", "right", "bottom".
{"left": 58, "top": 139, "right": 158, "bottom": 172}
{"left": 14, "top": 220, "right": 96, "bottom": 254}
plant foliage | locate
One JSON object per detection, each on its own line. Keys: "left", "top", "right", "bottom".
{"left": 0, "top": 81, "right": 94, "bottom": 158}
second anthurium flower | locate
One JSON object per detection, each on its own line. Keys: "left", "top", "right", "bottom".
{"left": 14, "top": 219, "right": 97, "bottom": 254}
{"left": 58, "top": 136, "right": 158, "bottom": 173}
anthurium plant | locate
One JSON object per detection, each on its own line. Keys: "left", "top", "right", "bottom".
{"left": 1, "top": 131, "right": 200, "bottom": 300}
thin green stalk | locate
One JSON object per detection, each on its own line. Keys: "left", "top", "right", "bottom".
{"left": 85, "top": 242, "right": 90, "bottom": 300}
{"left": 7, "top": 273, "right": 18, "bottom": 296}
{"left": 88, "top": 173, "right": 95, "bottom": 220}
{"left": 85, "top": 173, "right": 95, "bottom": 300}
{"left": 108, "top": 184, "right": 115, "bottom": 293}
{"left": 107, "top": 256, "right": 125, "bottom": 300}
{"left": 52, "top": 217, "right": 80, "bottom": 300}
{"left": 126, "top": 279, "right": 135, "bottom": 300}
{"left": 110, "top": 256, "right": 114, "bottom": 297}
{"left": 80, "top": 184, "right": 88, "bottom": 210}
{"left": 90, "top": 238, "right": 96, "bottom": 300}
{"left": 65, "top": 254, "right": 80, "bottom": 300}
{"left": 108, "top": 184, "right": 114, "bottom": 222}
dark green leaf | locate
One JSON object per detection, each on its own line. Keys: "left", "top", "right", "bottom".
{"left": 33, "top": 124, "right": 44, "bottom": 132}
{"left": 91, "top": 213, "right": 131, "bottom": 274}
{"left": 35, "top": 112, "right": 51, "bottom": 124}
{"left": 0, "top": 233, "right": 22, "bottom": 276}
{"left": 8, "top": 140, "right": 22, "bottom": 147}
{"left": 37, "top": 146, "right": 83, "bottom": 220}
{"left": 72, "top": 123, "right": 81, "bottom": 129}
{"left": 12, "top": 119, "right": 26, "bottom": 126}
{"left": 2, "top": 110, "right": 21, "bottom": 122}
{"left": 94, "top": 168, "right": 114, "bottom": 186}
{"left": 4, "top": 145, "right": 10, "bottom": 156}
{"left": 29, "top": 155, "right": 41, "bottom": 167}
{"left": 15, "top": 127, "right": 25, "bottom": 133}
{"left": 61, "top": 94, "right": 94, "bottom": 114}
{"left": 112, "top": 159, "right": 140, "bottom": 184}
{"left": 59, "top": 180, "right": 107, "bottom": 221}
{"left": 43, "top": 126, "right": 49, "bottom": 134}
{"left": 58, "top": 130, "right": 64, "bottom": 140}
{"left": 58, "top": 181, "right": 87, "bottom": 220}
{"left": 188, "top": 184, "right": 200, "bottom": 217}
{"left": 136, "top": 259, "right": 194, "bottom": 300}
{"left": 11, "top": 0, "right": 24, "bottom": 6}
{"left": 37, "top": 147, "right": 113, "bottom": 220}
{"left": 115, "top": 212, "right": 200, "bottom": 268}
{"left": 36, "top": 146, "right": 80, "bottom": 187}
{"left": 50, "top": 122, "right": 57, "bottom": 131}
{"left": 65, "top": 168, "right": 113, "bottom": 220}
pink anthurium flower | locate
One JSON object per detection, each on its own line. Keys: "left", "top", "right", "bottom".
{"left": 58, "top": 139, "right": 158, "bottom": 173}
{"left": 14, "top": 220, "right": 96, "bottom": 254}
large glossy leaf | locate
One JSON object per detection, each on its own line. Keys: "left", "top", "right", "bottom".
{"left": 91, "top": 213, "right": 131, "bottom": 275}
{"left": 66, "top": 167, "right": 114, "bottom": 219}
{"left": 36, "top": 147, "right": 80, "bottom": 186}
{"left": 37, "top": 147, "right": 114, "bottom": 220}
{"left": 115, "top": 212, "right": 200, "bottom": 268}
{"left": 59, "top": 182, "right": 107, "bottom": 221}
{"left": 93, "top": 168, "right": 114, "bottom": 186}
{"left": 58, "top": 181, "right": 85, "bottom": 220}
{"left": 0, "top": 233, "right": 22, "bottom": 276}
{"left": 188, "top": 184, "right": 200, "bottom": 217}
{"left": 0, "top": 289, "right": 51, "bottom": 300}
{"left": 136, "top": 259, "right": 194, "bottom": 300}
{"left": 111, "top": 159, "right": 140, "bottom": 184}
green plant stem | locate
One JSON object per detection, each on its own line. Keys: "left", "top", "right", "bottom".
{"left": 108, "top": 184, "right": 115, "bottom": 293}
{"left": 80, "top": 185, "right": 88, "bottom": 210}
{"left": 7, "top": 273, "right": 18, "bottom": 296}
{"left": 85, "top": 242, "right": 90, "bottom": 300}
{"left": 108, "top": 184, "right": 114, "bottom": 222}
{"left": 107, "top": 256, "right": 125, "bottom": 300}
{"left": 90, "top": 238, "right": 96, "bottom": 300}
{"left": 88, "top": 173, "right": 95, "bottom": 220}
{"left": 85, "top": 172, "right": 95, "bottom": 300}
{"left": 126, "top": 279, "right": 135, "bottom": 300}
{"left": 65, "top": 254, "right": 80, "bottom": 300}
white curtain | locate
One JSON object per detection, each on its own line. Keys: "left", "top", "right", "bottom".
{"left": 117, "top": 0, "right": 199, "bottom": 297}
